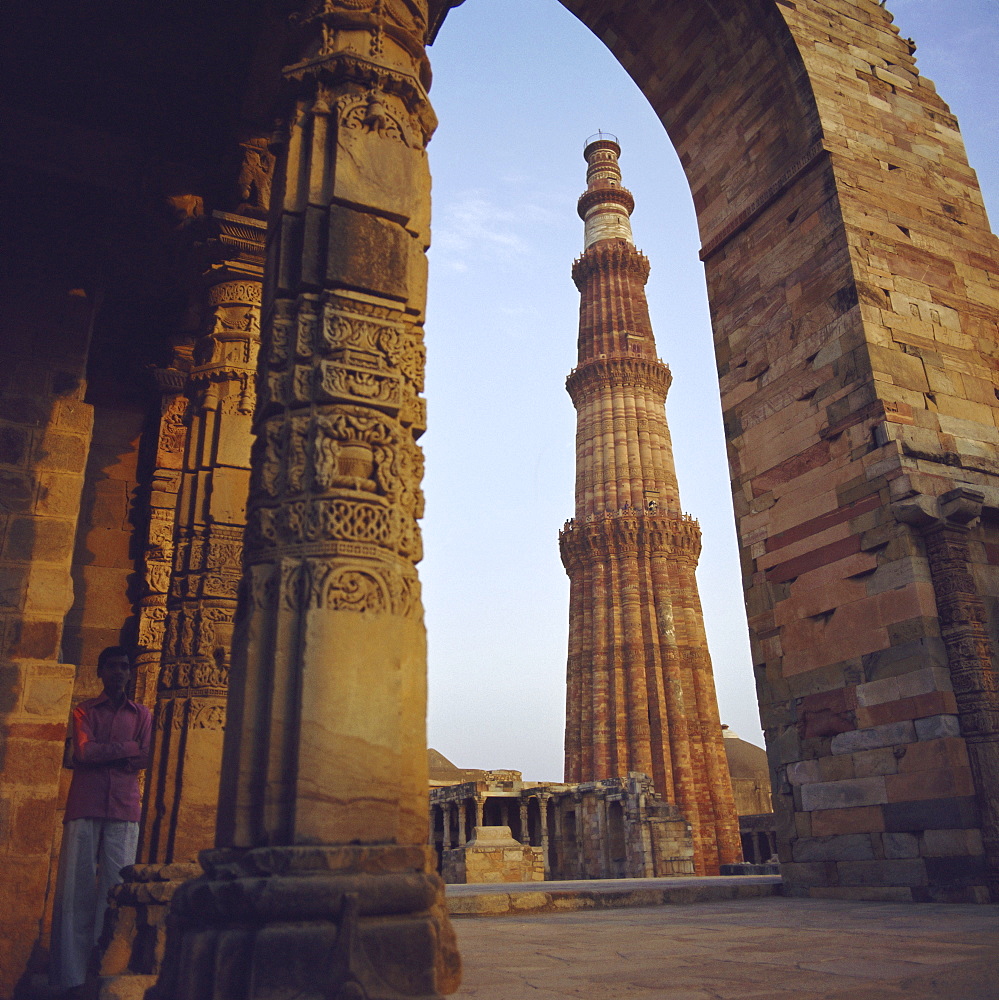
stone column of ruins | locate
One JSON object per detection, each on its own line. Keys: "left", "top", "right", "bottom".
{"left": 139, "top": 214, "right": 264, "bottom": 867}
{"left": 133, "top": 366, "right": 189, "bottom": 712}
{"left": 153, "top": 2, "right": 460, "bottom": 997}
{"left": 560, "top": 136, "right": 741, "bottom": 875}
{"left": 894, "top": 488, "right": 999, "bottom": 899}
{"left": 97, "top": 213, "right": 266, "bottom": 985}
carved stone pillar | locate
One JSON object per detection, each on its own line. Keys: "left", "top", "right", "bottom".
{"left": 519, "top": 801, "right": 529, "bottom": 846}
{"left": 894, "top": 488, "right": 999, "bottom": 901}
{"left": 141, "top": 215, "right": 265, "bottom": 866}
{"left": 473, "top": 796, "right": 484, "bottom": 829}
{"left": 153, "top": 3, "right": 459, "bottom": 997}
{"left": 97, "top": 219, "right": 265, "bottom": 989}
{"left": 134, "top": 365, "right": 190, "bottom": 711}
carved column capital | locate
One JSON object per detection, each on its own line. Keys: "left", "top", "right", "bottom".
{"left": 891, "top": 486, "right": 984, "bottom": 533}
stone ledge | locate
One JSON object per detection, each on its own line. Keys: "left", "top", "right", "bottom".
{"left": 446, "top": 876, "right": 782, "bottom": 917}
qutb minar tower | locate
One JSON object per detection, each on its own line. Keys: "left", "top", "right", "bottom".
{"left": 559, "top": 134, "right": 742, "bottom": 875}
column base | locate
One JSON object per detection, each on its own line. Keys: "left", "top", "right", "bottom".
{"left": 99, "top": 863, "right": 203, "bottom": 980}
{"left": 151, "top": 845, "right": 460, "bottom": 1000}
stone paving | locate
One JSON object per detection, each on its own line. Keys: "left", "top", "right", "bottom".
{"left": 449, "top": 896, "right": 999, "bottom": 999}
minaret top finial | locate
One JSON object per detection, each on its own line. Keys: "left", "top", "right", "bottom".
{"left": 578, "top": 133, "right": 636, "bottom": 250}
{"left": 583, "top": 131, "right": 620, "bottom": 156}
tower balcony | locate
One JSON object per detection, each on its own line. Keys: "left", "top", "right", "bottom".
{"left": 559, "top": 507, "right": 702, "bottom": 568}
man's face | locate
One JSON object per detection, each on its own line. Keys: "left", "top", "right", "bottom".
{"left": 98, "top": 655, "right": 132, "bottom": 697}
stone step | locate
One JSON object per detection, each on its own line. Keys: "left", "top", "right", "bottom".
{"left": 445, "top": 874, "right": 782, "bottom": 916}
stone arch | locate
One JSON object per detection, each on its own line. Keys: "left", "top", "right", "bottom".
{"left": 533, "top": 0, "right": 999, "bottom": 903}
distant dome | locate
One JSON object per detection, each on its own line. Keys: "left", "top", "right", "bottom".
{"left": 428, "top": 748, "right": 487, "bottom": 786}
{"left": 721, "top": 729, "right": 770, "bottom": 781}
{"left": 428, "top": 748, "right": 463, "bottom": 782}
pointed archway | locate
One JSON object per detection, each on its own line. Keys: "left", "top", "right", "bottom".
{"left": 552, "top": 0, "right": 999, "bottom": 904}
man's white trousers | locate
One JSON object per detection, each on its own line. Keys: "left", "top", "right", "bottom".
{"left": 49, "top": 818, "right": 139, "bottom": 990}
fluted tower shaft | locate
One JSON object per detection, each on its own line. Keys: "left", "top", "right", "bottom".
{"left": 560, "top": 136, "right": 741, "bottom": 875}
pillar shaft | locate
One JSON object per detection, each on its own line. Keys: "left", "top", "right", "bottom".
{"left": 140, "top": 216, "right": 265, "bottom": 865}
{"left": 134, "top": 366, "right": 189, "bottom": 712}
{"left": 901, "top": 489, "right": 999, "bottom": 899}
{"left": 154, "top": 4, "right": 459, "bottom": 997}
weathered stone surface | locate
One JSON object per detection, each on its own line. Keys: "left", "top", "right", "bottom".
{"left": 883, "top": 832, "right": 920, "bottom": 860}
{"left": 791, "top": 834, "right": 875, "bottom": 862}
{"left": 830, "top": 721, "right": 916, "bottom": 755}
{"left": 915, "top": 713, "right": 962, "bottom": 741}
{"left": 800, "top": 776, "right": 888, "bottom": 812}
{"left": 0, "top": 273, "right": 94, "bottom": 996}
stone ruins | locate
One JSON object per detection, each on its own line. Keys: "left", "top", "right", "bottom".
{"left": 0, "top": 0, "right": 997, "bottom": 997}
{"left": 426, "top": 728, "right": 776, "bottom": 886}
{"left": 431, "top": 769, "right": 696, "bottom": 883}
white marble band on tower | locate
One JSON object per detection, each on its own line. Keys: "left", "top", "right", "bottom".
{"left": 579, "top": 135, "right": 635, "bottom": 249}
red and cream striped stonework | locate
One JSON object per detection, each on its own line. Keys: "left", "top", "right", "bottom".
{"left": 560, "top": 137, "right": 742, "bottom": 875}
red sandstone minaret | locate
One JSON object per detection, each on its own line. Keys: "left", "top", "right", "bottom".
{"left": 559, "top": 134, "right": 742, "bottom": 874}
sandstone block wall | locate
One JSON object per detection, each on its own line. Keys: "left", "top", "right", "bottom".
{"left": 0, "top": 274, "right": 96, "bottom": 996}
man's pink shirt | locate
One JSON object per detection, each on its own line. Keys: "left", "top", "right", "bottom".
{"left": 63, "top": 692, "right": 152, "bottom": 823}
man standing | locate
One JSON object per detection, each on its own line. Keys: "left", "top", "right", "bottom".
{"left": 49, "top": 647, "right": 152, "bottom": 996}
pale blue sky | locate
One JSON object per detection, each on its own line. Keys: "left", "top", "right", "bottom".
{"left": 420, "top": 0, "right": 999, "bottom": 780}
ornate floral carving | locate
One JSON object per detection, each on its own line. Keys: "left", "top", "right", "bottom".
{"left": 159, "top": 393, "right": 189, "bottom": 456}
{"left": 326, "top": 568, "right": 387, "bottom": 611}
{"left": 340, "top": 92, "right": 413, "bottom": 146}
{"left": 259, "top": 419, "right": 287, "bottom": 498}
{"left": 159, "top": 657, "right": 229, "bottom": 693}
{"left": 317, "top": 362, "right": 404, "bottom": 406}
{"left": 154, "top": 697, "right": 227, "bottom": 731}
{"left": 268, "top": 299, "right": 297, "bottom": 367}
{"left": 287, "top": 416, "right": 311, "bottom": 495}
{"left": 138, "top": 606, "right": 168, "bottom": 649}
{"left": 189, "top": 700, "right": 226, "bottom": 731}
{"left": 287, "top": 558, "right": 421, "bottom": 615}
{"left": 208, "top": 281, "right": 263, "bottom": 308}
{"left": 246, "top": 497, "right": 421, "bottom": 561}
{"left": 297, "top": 296, "right": 321, "bottom": 357}
{"left": 146, "top": 561, "right": 173, "bottom": 596}
{"left": 212, "top": 304, "right": 259, "bottom": 336}
{"left": 319, "top": 301, "right": 425, "bottom": 393}
{"left": 291, "top": 364, "right": 314, "bottom": 404}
